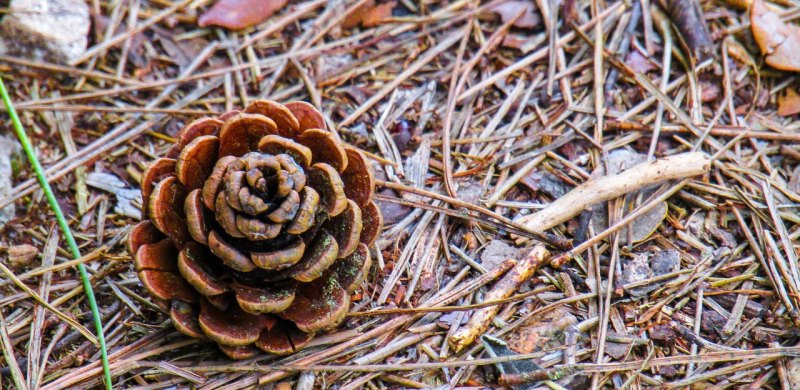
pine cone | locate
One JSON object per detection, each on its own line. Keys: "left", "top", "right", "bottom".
{"left": 129, "top": 101, "right": 382, "bottom": 359}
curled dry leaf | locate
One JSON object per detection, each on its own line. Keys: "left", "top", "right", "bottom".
{"left": 751, "top": 0, "right": 800, "bottom": 72}
{"left": 486, "top": 1, "right": 541, "bottom": 29}
{"left": 198, "top": 0, "right": 289, "bottom": 30}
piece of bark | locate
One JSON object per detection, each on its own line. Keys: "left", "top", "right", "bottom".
{"left": 514, "top": 152, "right": 710, "bottom": 244}
{"left": 449, "top": 245, "right": 550, "bottom": 352}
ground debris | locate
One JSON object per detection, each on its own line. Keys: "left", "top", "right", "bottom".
{"left": 2, "top": 0, "right": 800, "bottom": 387}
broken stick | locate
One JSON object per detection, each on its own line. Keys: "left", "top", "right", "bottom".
{"left": 514, "top": 152, "right": 710, "bottom": 244}
{"left": 449, "top": 244, "right": 550, "bottom": 353}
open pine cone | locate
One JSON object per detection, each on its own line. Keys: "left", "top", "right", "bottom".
{"left": 128, "top": 101, "right": 382, "bottom": 359}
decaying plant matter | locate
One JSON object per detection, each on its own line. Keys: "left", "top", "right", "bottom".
{"left": 129, "top": 100, "right": 382, "bottom": 359}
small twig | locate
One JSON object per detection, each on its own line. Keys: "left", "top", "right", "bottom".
{"left": 450, "top": 245, "right": 550, "bottom": 352}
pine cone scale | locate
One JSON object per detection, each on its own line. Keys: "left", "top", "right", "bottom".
{"left": 177, "top": 243, "right": 228, "bottom": 296}
{"left": 175, "top": 135, "right": 219, "bottom": 191}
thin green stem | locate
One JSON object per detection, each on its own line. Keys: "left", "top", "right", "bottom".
{"left": 0, "top": 77, "right": 113, "bottom": 389}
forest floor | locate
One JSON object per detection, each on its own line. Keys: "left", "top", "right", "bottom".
{"left": 1, "top": 0, "right": 800, "bottom": 388}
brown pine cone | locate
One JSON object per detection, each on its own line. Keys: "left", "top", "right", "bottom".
{"left": 129, "top": 101, "right": 382, "bottom": 359}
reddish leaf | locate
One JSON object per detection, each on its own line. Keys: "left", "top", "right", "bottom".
{"left": 198, "top": 0, "right": 289, "bottom": 30}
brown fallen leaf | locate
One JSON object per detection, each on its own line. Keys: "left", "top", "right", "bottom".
{"left": 487, "top": 1, "right": 541, "bottom": 29}
{"left": 198, "top": 0, "right": 289, "bottom": 30}
{"left": 778, "top": 87, "right": 800, "bottom": 116}
{"left": 342, "top": 0, "right": 395, "bottom": 29}
{"left": 751, "top": 0, "right": 800, "bottom": 72}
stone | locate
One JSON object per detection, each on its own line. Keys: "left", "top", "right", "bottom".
{"left": 0, "top": 0, "right": 90, "bottom": 64}
{"left": 0, "top": 135, "right": 20, "bottom": 228}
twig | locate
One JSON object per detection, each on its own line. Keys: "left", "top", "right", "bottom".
{"left": 515, "top": 152, "right": 710, "bottom": 240}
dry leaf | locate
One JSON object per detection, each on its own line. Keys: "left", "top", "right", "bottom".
{"left": 751, "top": 0, "right": 800, "bottom": 72}
{"left": 198, "top": 0, "right": 289, "bottom": 30}
{"left": 487, "top": 1, "right": 541, "bottom": 29}
{"left": 779, "top": 87, "right": 800, "bottom": 116}
{"left": 362, "top": 1, "right": 396, "bottom": 27}
{"left": 342, "top": 0, "right": 395, "bottom": 29}
{"left": 660, "top": 0, "right": 713, "bottom": 60}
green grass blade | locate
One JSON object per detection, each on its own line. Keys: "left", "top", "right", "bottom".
{"left": 0, "top": 76, "right": 113, "bottom": 390}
